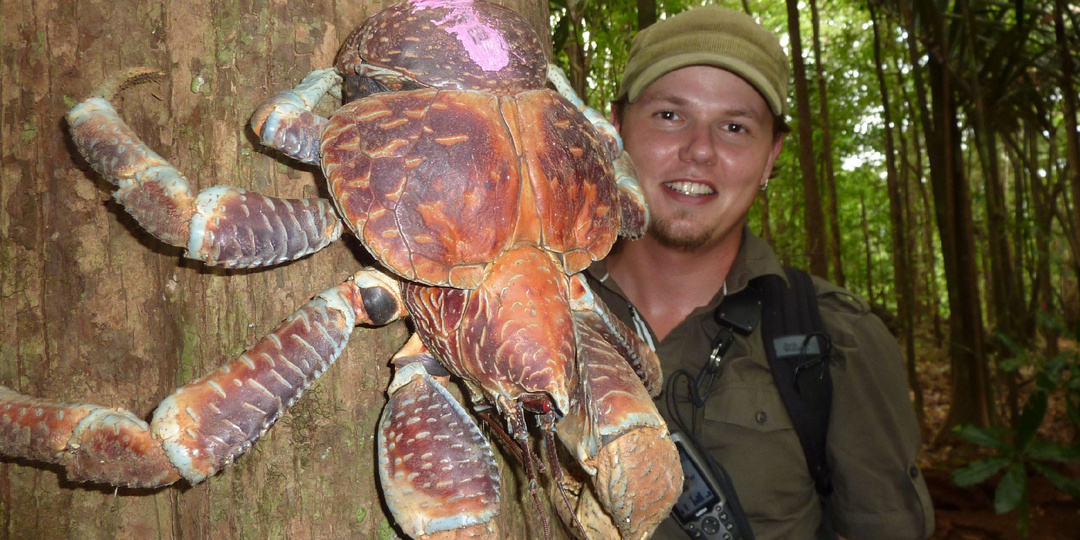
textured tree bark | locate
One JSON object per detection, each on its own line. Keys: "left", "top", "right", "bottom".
{"left": 0, "top": 0, "right": 552, "bottom": 538}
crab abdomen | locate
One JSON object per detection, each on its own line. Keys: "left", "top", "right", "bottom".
{"left": 322, "top": 88, "right": 618, "bottom": 288}
{"left": 401, "top": 246, "right": 575, "bottom": 414}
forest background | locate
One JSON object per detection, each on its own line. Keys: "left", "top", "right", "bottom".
{"left": 0, "top": 0, "right": 1078, "bottom": 538}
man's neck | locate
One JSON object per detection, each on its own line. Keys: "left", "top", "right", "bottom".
{"left": 606, "top": 231, "right": 742, "bottom": 341}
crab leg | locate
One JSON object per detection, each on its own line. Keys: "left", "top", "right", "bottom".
{"left": 612, "top": 152, "right": 649, "bottom": 239}
{"left": 568, "top": 275, "right": 662, "bottom": 395}
{"left": 250, "top": 68, "right": 342, "bottom": 165}
{"left": 378, "top": 335, "right": 501, "bottom": 540}
{"left": 546, "top": 64, "right": 619, "bottom": 155}
{"left": 547, "top": 65, "right": 649, "bottom": 239}
{"left": 66, "top": 68, "right": 343, "bottom": 269}
{"left": 0, "top": 268, "right": 407, "bottom": 487}
{"left": 539, "top": 275, "right": 679, "bottom": 538}
{"left": 552, "top": 311, "right": 681, "bottom": 539}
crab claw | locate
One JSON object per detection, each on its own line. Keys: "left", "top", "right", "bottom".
{"left": 554, "top": 426, "right": 681, "bottom": 539}
{"left": 553, "top": 316, "right": 681, "bottom": 538}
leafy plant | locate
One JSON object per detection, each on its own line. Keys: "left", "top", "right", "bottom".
{"left": 951, "top": 316, "right": 1080, "bottom": 536}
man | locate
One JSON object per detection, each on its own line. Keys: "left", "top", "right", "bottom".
{"left": 587, "top": 6, "right": 935, "bottom": 539}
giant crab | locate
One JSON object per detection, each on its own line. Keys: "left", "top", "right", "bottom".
{"left": 0, "top": 0, "right": 680, "bottom": 537}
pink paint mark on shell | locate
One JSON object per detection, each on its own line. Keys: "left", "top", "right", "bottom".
{"left": 410, "top": 0, "right": 511, "bottom": 72}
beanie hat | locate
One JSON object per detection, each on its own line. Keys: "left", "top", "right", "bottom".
{"left": 617, "top": 6, "right": 789, "bottom": 116}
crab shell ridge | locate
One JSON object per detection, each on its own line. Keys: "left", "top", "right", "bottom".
{"left": 321, "top": 85, "right": 619, "bottom": 289}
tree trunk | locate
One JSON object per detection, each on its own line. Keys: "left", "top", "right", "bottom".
{"left": 785, "top": 0, "right": 828, "bottom": 278}
{"left": 859, "top": 193, "right": 875, "bottom": 302}
{"left": 892, "top": 46, "right": 945, "bottom": 348}
{"left": 562, "top": 0, "right": 588, "bottom": 98}
{"left": 869, "top": 0, "right": 925, "bottom": 435}
{"left": 809, "top": 0, "right": 843, "bottom": 288}
{"left": 902, "top": 0, "right": 991, "bottom": 431}
{"left": 637, "top": 0, "right": 657, "bottom": 30}
{"left": 0, "top": 0, "right": 549, "bottom": 538}
{"left": 1053, "top": 0, "right": 1080, "bottom": 285}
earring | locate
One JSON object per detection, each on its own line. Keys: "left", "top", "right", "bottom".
{"left": 759, "top": 179, "right": 769, "bottom": 192}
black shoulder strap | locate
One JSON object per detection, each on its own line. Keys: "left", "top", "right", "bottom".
{"left": 754, "top": 267, "right": 834, "bottom": 496}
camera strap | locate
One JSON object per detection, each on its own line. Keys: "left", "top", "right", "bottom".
{"left": 752, "top": 268, "right": 835, "bottom": 496}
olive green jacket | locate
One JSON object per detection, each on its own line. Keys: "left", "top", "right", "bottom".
{"left": 587, "top": 230, "right": 934, "bottom": 540}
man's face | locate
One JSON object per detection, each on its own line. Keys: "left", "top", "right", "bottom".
{"left": 615, "top": 65, "right": 783, "bottom": 252}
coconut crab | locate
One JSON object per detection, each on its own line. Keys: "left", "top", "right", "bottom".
{"left": 0, "top": 0, "right": 681, "bottom": 537}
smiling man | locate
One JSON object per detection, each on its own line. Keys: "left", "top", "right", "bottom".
{"left": 586, "top": 6, "right": 934, "bottom": 540}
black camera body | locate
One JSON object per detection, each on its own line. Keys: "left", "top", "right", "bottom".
{"left": 670, "top": 431, "right": 745, "bottom": 539}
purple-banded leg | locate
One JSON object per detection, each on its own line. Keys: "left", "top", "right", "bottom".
{"left": 549, "top": 276, "right": 681, "bottom": 539}
{"left": 378, "top": 335, "right": 501, "bottom": 540}
{"left": 612, "top": 152, "right": 649, "bottom": 239}
{"left": 0, "top": 267, "right": 407, "bottom": 488}
{"left": 250, "top": 68, "right": 342, "bottom": 165}
{"left": 568, "top": 275, "right": 661, "bottom": 395}
{"left": 546, "top": 64, "right": 620, "bottom": 156}
{"left": 546, "top": 64, "right": 649, "bottom": 239}
{"left": 66, "top": 68, "right": 343, "bottom": 269}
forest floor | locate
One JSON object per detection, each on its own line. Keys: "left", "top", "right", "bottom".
{"left": 914, "top": 335, "right": 1080, "bottom": 539}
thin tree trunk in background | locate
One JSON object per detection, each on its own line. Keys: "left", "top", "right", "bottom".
{"left": 0, "top": 0, "right": 546, "bottom": 537}
{"left": 902, "top": 0, "right": 990, "bottom": 431}
{"left": 1054, "top": 0, "right": 1080, "bottom": 284}
{"left": 870, "top": 0, "right": 924, "bottom": 434}
{"left": 859, "top": 193, "right": 875, "bottom": 303}
{"left": 563, "top": 0, "right": 588, "bottom": 97}
{"left": 810, "top": 0, "right": 844, "bottom": 288}
{"left": 638, "top": 0, "right": 657, "bottom": 30}
{"left": 893, "top": 46, "right": 944, "bottom": 348}
{"left": 1032, "top": 125, "right": 1060, "bottom": 359}
{"left": 785, "top": 0, "right": 828, "bottom": 278}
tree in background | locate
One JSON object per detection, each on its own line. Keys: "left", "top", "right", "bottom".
{"left": 552, "top": 0, "right": 1079, "bottom": 442}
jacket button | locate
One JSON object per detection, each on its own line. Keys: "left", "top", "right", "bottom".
{"left": 909, "top": 466, "right": 919, "bottom": 478}
{"left": 755, "top": 411, "right": 767, "bottom": 424}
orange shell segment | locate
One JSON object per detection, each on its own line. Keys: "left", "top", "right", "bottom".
{"left": 323, "top": 88, "right": 521, "bottom": 287}
{"left": 321, "top": 87, "right": 620, "bottom": 287}
{"left": 513, "top": 90, "right": 620, "bottom": 274}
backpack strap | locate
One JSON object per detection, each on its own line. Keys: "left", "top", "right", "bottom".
{"left": 753, "top": 267, "right": 834, "bottom": 496}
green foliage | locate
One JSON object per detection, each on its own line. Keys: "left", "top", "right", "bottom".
{"left": 952, "top": 316, "right": 1080, "bottom": 536}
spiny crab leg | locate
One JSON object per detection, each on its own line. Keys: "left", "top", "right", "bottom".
{"left": 546, "top": 64, "right": 620, "bottom": 155}
{"left": 377, "top": 335, "right": 502, "bottom": 540}
{"left": 250, "top": 68, "right": 343, "bottom": 165}
{"left": 0, "top": 268, "right": 407, "bottom": 488}
{"left": 569, "top": 275, "right": 662, "bottom": 395}
{"left": 547, "top": 64, "right": 649, "bottom": 239}
{"left": 66, "top": 68, "right": 343, "bottom": 269}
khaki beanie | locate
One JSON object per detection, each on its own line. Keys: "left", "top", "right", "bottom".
{"left": 617, "top": 6, "right": 789, "bottom": 116}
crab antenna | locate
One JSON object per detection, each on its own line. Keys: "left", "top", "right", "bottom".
{"left": 89, "top": 67, "right": 165, "bottom": 101}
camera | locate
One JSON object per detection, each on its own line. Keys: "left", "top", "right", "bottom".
{"left": 670, "top": 431, "right": 748, "bottom": 539}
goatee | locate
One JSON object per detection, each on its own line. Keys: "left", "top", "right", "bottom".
{"left": 649, "top": 212, "right": 711, "bottom": 251}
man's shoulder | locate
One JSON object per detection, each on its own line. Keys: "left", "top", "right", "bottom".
{"left": 807, "top": 274, "right": 871, "bottom": 316}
